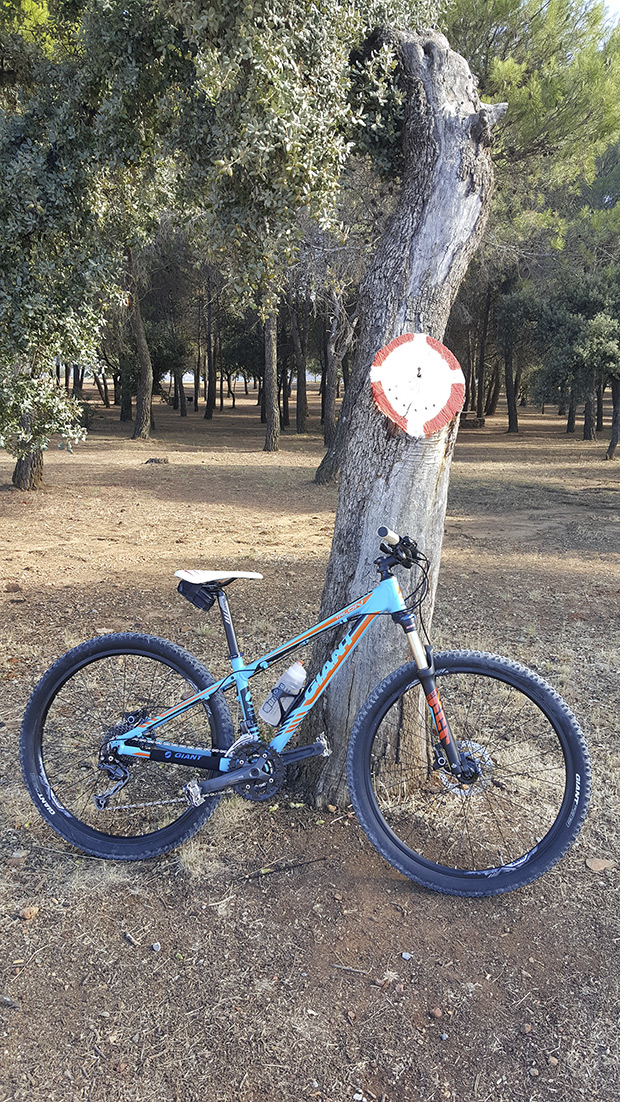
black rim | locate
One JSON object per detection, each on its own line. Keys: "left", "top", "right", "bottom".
{"left": 362, "top": 663, "right": 574, "bottom": 881}
{"left": 31, "top": 644, "right": 220, "bottom": 844}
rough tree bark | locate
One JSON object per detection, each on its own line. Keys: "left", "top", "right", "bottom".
{"left": 12, "top": 447, "right": 43, "bottom": 491}
{"left": 289, "top": 297, "right": 309, "bottom": 434}
{"left": 263, "top": 311, "right": 280, "bottom": 452}
{"left": 308, "top": 28, "right": 506, "bottom": 806}
{"left": 606, "top": 376, "right": 619, "bottom": 459}
{"left": 11, "top": 413, "right": 43, "bottom": 490}
{"left": 126, "top": 248, "right": 154, "bottom": 441}
{"left": 12, "top": 450, "right": 43, "bottom": 490}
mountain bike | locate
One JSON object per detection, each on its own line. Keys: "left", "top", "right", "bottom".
{"left": 19, "top": 527, "right": 591, "bottom": 897}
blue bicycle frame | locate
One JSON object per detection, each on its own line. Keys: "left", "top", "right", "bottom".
{"left": 108, "top": 575, "right": 411, "bottom": 775}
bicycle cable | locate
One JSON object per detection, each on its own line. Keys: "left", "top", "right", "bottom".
{"left": 404, "top": 549, "right": 432, "bottom": 645}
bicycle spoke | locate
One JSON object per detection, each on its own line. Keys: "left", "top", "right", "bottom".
{"left": 366, "top": 665, "right": 570, "bottom": 872}
{"left": 38, "top": 649, "right": 218, "bottom": 839}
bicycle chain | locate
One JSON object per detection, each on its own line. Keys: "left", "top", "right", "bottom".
{"left": 99, "top": 789, "right": 226, "bottom": 812}
{"left": 100, "top": 796, "right": 188, "bottom": 812}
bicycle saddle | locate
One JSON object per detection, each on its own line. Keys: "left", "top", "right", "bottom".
{"left": 174, "top": 570, "right": 263, "bottom": 584}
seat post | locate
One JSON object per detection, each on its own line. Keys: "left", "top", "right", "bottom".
{"left": 216, "top": 588, "right": 241, "bottom": 660}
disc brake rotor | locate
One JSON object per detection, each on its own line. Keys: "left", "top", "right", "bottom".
{"left": 438, "top": 739, "right": 494, "bottom": 797}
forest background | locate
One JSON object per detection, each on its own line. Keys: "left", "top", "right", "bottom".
{"left": 1, "top": 5, "right": 620, "bottom": 1099}
{"left": 2, "top": 0, "right": 620, "bottom": 490}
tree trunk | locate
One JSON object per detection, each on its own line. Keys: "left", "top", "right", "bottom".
{"left": 194, "top": 293, "right": 202, "bottom": 410}
{"left": 72, "top": 364, "right": 83, "bottom": 398}
{"left": 558, "top": 383, "right": 567, "bottom": 417}
{"left": 504, "top": 343, "right": 519, "bottom": 433}
{"left": 204, "top": 273, "right": 216, "bottom": 420}
{"left": 227, "top": 373, "right": 236, "bottom": 408}
{"left": 462, "top": 331, "right": 472, "bottom": 411}
{"left": 94, "top": 372, "right": 110, "bottom": 407}
{"left": 175, "top": 366, "right": 187, "bottom": 417}
{"left": 120, "top": 368, "right": 133, "bottom": 422}
{"left": 485, "top": 360, "right": 501, "bottom": 415}
{"left": 596, "top": 381, "right": 604, "bottom": 433}
{"left": 263, "top": 312, "right": 279, "bottom": 452}
{"left": 307, "top": 29, "right": 505, "bottom": 806}
{"left": 281, "top": 365, "right": 289, "bottom": 427}
{"left": 12, "top": 448, "right": 44, "bottom": 490}
{"left": 567, "top": 387, "right": 577, "bottom": 433}
{"left": 606, "top": 376, "right": 619, "bottom": 459}
{"left": 583, "top": 388, "right": 596, "bottom": 441}
{"left": 476, "top": 285, "right": 491, "bottom": 422}
{"left": 323, "top": 290, "right": 356, "bottom": 447}
{"left": 323, "top": 294, "right": 340, "bottom": 447}
{"left": 290, "top": 297, "right": 309, "bottom": 433}
{"left": 126, "top": 248, "right": 153, "bottom": 441}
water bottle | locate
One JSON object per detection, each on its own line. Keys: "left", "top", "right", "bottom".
{"left": 258, "top": 661, "right": 306, "bottom": 726}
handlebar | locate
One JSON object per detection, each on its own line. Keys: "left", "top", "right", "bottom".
{"left": 376, "top": 526, "right": 421, "bottom": 571}
{"left": 377, "top": 525, "right": 399, "bottom": 547}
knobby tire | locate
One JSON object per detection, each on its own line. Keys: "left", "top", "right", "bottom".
{"left": 20, "top": 633, "right": 234, "bottom": 860}
{"left": 347, "top": 651, "right": 591, "bottom": 897}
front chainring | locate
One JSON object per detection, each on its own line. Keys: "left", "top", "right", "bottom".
{"left": 229, "top": 741, "right": 284, "bottom": 802}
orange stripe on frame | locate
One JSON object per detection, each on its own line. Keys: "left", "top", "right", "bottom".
{"left": 302, "top": 615, "right": 376, "bottom": 708}
{"left": 284, "top": 592, "right": 374, "bottom": 645}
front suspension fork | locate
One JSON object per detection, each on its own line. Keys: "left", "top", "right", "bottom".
{"left": 393, "top": 610, "right": 465, "bottom": 778}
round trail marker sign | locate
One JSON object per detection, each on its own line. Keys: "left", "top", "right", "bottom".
{"left": 370, "top": 333, "right": 465, "bottom": 438}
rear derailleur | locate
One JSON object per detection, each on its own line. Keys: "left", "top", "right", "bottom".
{"left": 94, "top": 710, "right": 147, "bottom": 810}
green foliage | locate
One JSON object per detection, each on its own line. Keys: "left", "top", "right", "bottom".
{"left": 0, "top": 368, "right": 86, "bottom": 457}
{"left": 443, "top": 0, "right": 620, "bottom": 271}
{"left": 0, "top": 0, "right": 193, "bottom": 459}
{"left": 499, "top": 270, "right": 620, "bottom": 405}
{"left": 0, "top": 0, "right": 50, "bottom": 37}
{"left": 172, "top": 0, "right": 435, "bottom": 309}
{"left": 443, "top": 0, "right": 620, "bottom": 176}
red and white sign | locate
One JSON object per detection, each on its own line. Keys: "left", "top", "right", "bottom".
{"left": 370, "top": 333, "right": 465, "bottom": 438}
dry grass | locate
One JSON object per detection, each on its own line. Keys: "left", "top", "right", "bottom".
{"left": 0, "top": 394, "right": 619, "bottom": 1101}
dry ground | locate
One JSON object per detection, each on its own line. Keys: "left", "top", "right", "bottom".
{"left": 0, "top": 390, "right": 619, "bottom": 1102}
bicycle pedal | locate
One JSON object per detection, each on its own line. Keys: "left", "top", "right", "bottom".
{"left": 184, "top": 779, "right": 206, "bottom": 807}
{"left": 318, "top": 734, "right": 331, "bottom": 757}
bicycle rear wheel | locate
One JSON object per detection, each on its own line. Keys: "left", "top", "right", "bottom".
{"left": 20, "top": 633, "right": 234, "bottom": 859}
{"left": 347, "top": 651, "right": 591, "bottom": 896}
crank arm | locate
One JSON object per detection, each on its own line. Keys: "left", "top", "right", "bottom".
{"left": 192, "top": 758, "right": 269, "bottom": 799}
{"left": 281, "top": 738, "right": 331, "bottom": 765}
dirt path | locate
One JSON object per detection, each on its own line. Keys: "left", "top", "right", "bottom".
{"left": 0, "top": 395, "right": 618, "bottom": 1101}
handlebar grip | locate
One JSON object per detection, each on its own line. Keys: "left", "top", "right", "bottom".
{"left": 377, "top": 526, "right": 400, "bottom": 547}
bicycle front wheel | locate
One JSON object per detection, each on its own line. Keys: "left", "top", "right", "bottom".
{"left": 20, "top": 633, "right": 234, "bottom": 860}
{"left": 347, "top": 651, "right": 591, "bottom": 896}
